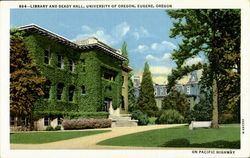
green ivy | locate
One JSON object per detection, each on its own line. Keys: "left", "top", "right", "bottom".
{"left": 23, "top": 32, "right": 123, "bottom": 118}
{"left": 33, "top": 111, "right": 109, "bottom": 120}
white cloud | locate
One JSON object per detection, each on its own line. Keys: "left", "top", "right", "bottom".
{"left": 133, "top": 45, "right": 149, "bottom": 53}
{"left": 152, "top": 76, "right": 168, "bottom": 85}
{"left": 132, "top": 26, "right": 150, "bottom": 40}
{"left": 146, "top": 53, "right": 171, "bottom": 61}
{"left": 112, "top": 22, "right": 130, "bottom": 37}
{"left": 151, "top": 41, "right": 177, "bottom": 52}
{"left": 150, "top": 66, "right": 172, "bottom": 75}
{"left": 81, "top": 25, "right": 92, "bottom": 32}
{"left": 73, "top": 22, "right": 130, "bottom": 46}
{"left": 185, "top": 57, "right": 204, "bottom": 66}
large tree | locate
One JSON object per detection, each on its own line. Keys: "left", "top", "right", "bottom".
{"left": 10, "top": 29, "right": 46, "bottom": 129}
{"left": 121, "top": 41, "right": 136, "bottom": 112}
{"left": 167, "top": 9, "right": 240, "bottom": 128}
{"left": 136, "top": 62, "right": 158, "bottom": 117}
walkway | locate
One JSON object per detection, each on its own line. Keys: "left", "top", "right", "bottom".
{"left": 11, "top": 124, "right": 185, "bottom": 149}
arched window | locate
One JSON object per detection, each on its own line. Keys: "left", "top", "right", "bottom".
{"left": 69, "top": 59, "right": 74, "bottom": 72}
{"left": 81, "top": 85, "right": 86, "bottom": 95}
{"left": 44, "top": 49, "right": 50, "bottom": 64}
{"left": 44, "top": 80, "right": 51, "bottom": 99}
{"left": 57, "top": 83, "right": 64, "bottom": 100}
{"left": 58, "top": 55, "right": 64, "bottom": 69}
{"left": 69, "top": 85, "right": 75, "bottom": 101}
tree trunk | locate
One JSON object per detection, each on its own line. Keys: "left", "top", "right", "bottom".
{"left": 212, "top": 78, "right": 219, "bottom": 128}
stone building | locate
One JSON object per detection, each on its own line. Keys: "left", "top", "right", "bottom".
{"left": 10, "top": 24, "right": 134, "bottom": 131}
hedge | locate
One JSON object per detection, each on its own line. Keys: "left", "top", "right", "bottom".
{"left": 33, "top": 111, "right": 109, "bottom": 120}
{"left": 62, "top": 118, "right": 111, "bottom": 130}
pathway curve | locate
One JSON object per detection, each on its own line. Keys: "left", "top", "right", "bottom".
{"left": 11, "top": 124, "right": 185, "bottom": 149}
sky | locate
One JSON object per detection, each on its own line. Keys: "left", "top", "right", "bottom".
{"left": 10, "top": 9, "right": 204, "bottom": 84}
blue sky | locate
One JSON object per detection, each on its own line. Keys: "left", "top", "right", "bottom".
{"left": 10, "top": 9, "right": 204, "bottom": 84}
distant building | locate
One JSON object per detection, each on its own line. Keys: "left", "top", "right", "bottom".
{"left": 133, "top": 71, "right": 200, "bottom": 111}
{"left": 153, "top": 84, "right": 167, "bottom": 110}
{"left": 173, "top": 71, "right": 200, "bottom": 109}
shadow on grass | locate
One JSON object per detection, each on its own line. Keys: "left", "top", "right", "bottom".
{"left": 159, "top": 138, "right": 240, "bottom": 149}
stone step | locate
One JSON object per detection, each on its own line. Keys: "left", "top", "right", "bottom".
{"left": 119, "top": 114, "right": 132, "bottom": 117}
{"left": 114, "top": 120, "right": 138, "bottom": 127}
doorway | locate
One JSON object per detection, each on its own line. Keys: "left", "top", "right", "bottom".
{"left": 104, "top": 98, "right": 112, "bottom": 112}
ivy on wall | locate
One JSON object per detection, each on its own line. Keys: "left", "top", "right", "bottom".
{"left": 23, "top": 33, "right": 123, "bottom": 119}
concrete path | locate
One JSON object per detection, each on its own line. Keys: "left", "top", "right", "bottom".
{"left": 11, "top": 124, "right": 185, "bottom": 149}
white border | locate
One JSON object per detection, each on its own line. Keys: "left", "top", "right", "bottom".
{"left": 1, "top": 0, "right": 250, "bottom": 158}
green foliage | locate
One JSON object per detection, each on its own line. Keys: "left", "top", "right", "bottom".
{"left": 45, "top": 126, "right": 54, "bottom": 131}
{"left": 148, "top": 117, "right": 157, "bottom": 125}
{"left": 121, "top": 41, "right": 129, "bottom": 66}
{"left": 131, "top": 110, "right": 149, "bottom": 125}
{"left": 162, "top": 89, "right": 190, "bottom": 118}
{"left": 55, "top": 126, "right": 61, "bottom": 130}
{"left": 33, "top": 111, "right": 108, "bottom": 120}
{"left": 166, "top": 9, "right": 241, "bottom": 127}
{"left": 21, "top": 32, "right": 123, "bottom": 116}
{"left": 136, "top": 62, "right": 158, "bottom": 117}
{"left": 10, "top": 35, "right": 46, "bottom": 129}
{"left": 157, "top": 110, "right": 184, "bottom": 124}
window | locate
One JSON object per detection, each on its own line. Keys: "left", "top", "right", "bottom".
{"left": 57, "top": 83, "right": 64, "bottom": 100}
{"left": 10, "top": 116, "right": 15, "bottom": 126}
{"left": 44, "top": 80, "right": 51, "bottom": 99}
{"left": 44, "top": 49, "right": 50, "bottom": 64}
{"left": 122, "top": 76, "right": 124, "bottom": 87}
{"left": 186, "top": 86, "right": 190, "bottom": 94}
{"left": 69, "top": 59, "right": 74, "bottom": 72}
{"left": 44, "top": 117, "right": 50, "bottom": 126}
{"left": 81, "top": 59, "right": 85, "bottom": 72}
{"left": 21, "top": 116, "right": 26, "bottom": 126}
{"left": 160, "top": 88, "right": 164, "bottom": 96}
{"left": 81, "top": 86, "right": 86, "bottom": 95}
{"left": 58, "top": 55, "right": 64, "bottom": 69}
{"left": 69, "top": 86, "right": 75, "bottom": 101}
{"left": 122, "top": 96, "right": 125, "bottom": 110}
{"left": 154, "top": 88, "right": 157, "bottom": 96}
{"left": 104, "top": 73, "right": 115, "bottom": 81}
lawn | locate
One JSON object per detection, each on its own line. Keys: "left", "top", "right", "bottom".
{"left": 97, "top": 125, "right": 240, "bottom": 149}
{"left": 11, "top": 130, "right": 111, "bottom": 144}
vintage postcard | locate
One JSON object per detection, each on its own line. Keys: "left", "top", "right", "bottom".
{"left": 0, "top": 0, "right": 250, "bottom": 158}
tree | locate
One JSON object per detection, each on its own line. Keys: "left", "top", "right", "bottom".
{"left": 121, "top": 41, "right": 136, "bottom": 112}
{"left": 167, "top": 9, "right": 240, "bottom": 128}
{"left": 136, "top": 62, "right": 158, "bottom": 117}
{"left": 10, "top": 29, "right": 46, "bottom": 129}
{"left": 162, "top": 89, "right": 190, "bottom": 118}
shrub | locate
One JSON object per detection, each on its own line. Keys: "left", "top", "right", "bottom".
{"left": 46, "top": 126, "right": 54, "bottom": 131}
{"left": 55, "top": 125, "right": 61, "bottom": 130}
{"left": 62, "top": 119, "right": 111, "bottom": 130}
{"left": 148, "top": 117, "right": 157, "bottom": 125}
{"left": 131, "top": 110, "right": 149, "bottom": 125}
{"left": 157, "top": 109, "right": 184, "bottom": 124}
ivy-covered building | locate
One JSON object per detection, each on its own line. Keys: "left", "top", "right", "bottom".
{"left": 10, "top": 24, "right": 132, "bottom": 130}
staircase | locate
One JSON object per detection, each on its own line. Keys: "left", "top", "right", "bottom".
{"left": 110, "top": 114, "right": 138, "bottom": 128}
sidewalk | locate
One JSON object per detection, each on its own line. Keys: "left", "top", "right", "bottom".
{"left": 11, "top": 124, "right": 185, "bottom": 149}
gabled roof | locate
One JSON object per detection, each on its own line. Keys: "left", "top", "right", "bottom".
{"left": 19, "top": 24, "right": 127, "bottom": 61}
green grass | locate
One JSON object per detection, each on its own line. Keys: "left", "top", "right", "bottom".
{"left": 97, "top": 126, "right": 240, "bottom": 148}
{"left": 11, "top": 130, "right": 111, "bottom": 144}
